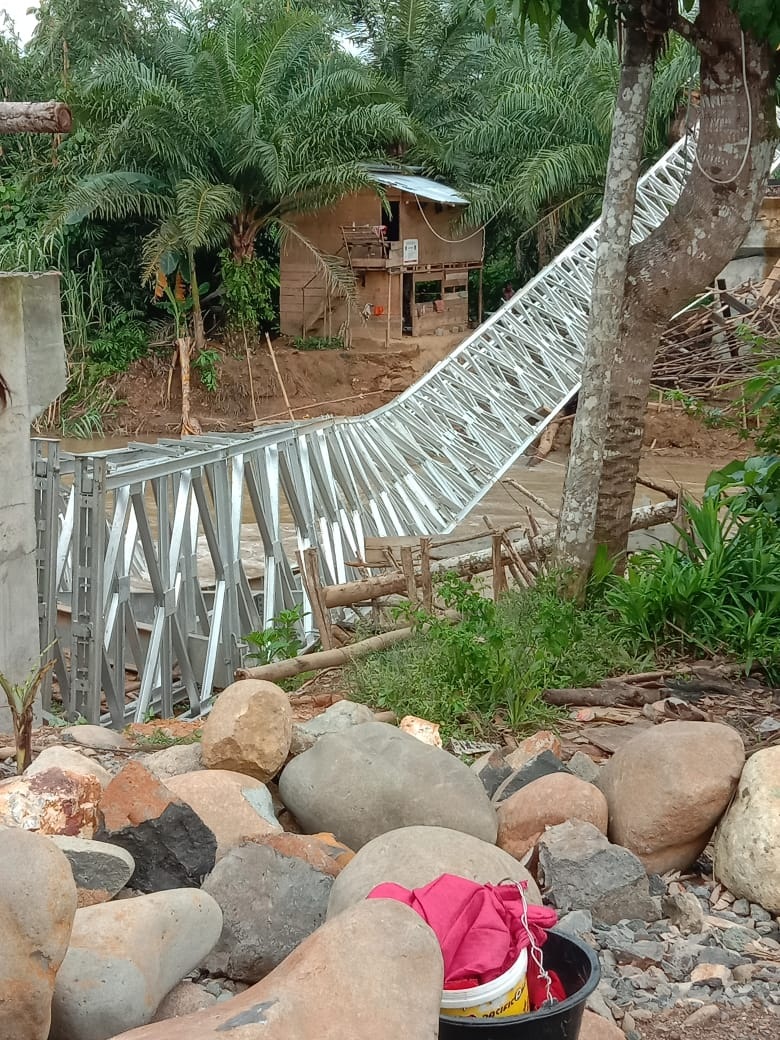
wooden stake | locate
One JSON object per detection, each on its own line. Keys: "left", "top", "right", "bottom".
{"left": 243, "top": 329, "right": 258, "bottom": 422}
{"left": 419, "top": 537, "right": 433, "bottom": 612}
{"left": 491, "top": 533, "right": 507, "bottom": 598}
{"left": 298, "top": 548, "right": 333, "bottom": 651}
{"left": 265, "top": 332, "right": 295, "bottom": 422}
{"left": 400, "top": 545, "right": 418, "bottom": 605}
{"left": 385, "top": 272, "right": 392, "bottom": 349}
{"left": 477, "top": 267, "right": 484, "bottom": 325}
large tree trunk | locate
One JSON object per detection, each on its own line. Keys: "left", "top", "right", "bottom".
{"left": 554, "top": 20, "right": 655, "bottom": 595}
{"left": 594, "top": 0, "right": 776, "bottom": 556}
{"left": 0, "top": 101, "right": 72, "bottom": 134}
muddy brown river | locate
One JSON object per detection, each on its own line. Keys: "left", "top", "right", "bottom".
{"left": 56, "top": 434, "right": 733, "bottom": 578}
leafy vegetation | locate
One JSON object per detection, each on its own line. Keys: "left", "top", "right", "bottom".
{"left": 607, "top": 492, "right": 780, "bottom": 686}
{"left": 291, "top": 336, "right": 345, "bottom": 352}
{"left": 346, "top": 574, "right": 647, "bottom": 741}
{"left": 192, "top": 348, "right": 221, "bottom": 393}
{"left": 244, "top": 604, "right": 305, "bottom": 666}
{"left": 1, "top": 0, "right": 698, "bottom": 430}
{"left": 0, "top": 646, "right": 56, "bottom": 773}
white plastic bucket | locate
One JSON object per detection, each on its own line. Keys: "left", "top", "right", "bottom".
{"left": 440, "top": 947, "right": 530, "bottom": 1020}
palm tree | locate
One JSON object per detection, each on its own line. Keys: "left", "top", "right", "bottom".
{"left": 60, "top": 2, "right": 414, "bottom": 265}
{"left": 350, "top": 0, "right": 496, "bottom": 159}
{"left": 443, "top": 26, "right": 697, "bottom": 268}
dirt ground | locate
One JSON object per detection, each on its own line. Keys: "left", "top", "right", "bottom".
{"left": 641, "top": 1006, "right": 780, "bottom": 1040}
{"left": 101, "top": 334, "right": 753, "bottom": 457}
{"left": 106, "top": 333, "right": 459, "bottom": 437}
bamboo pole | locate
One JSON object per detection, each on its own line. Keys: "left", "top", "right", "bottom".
{"left": 502, "top": 478, "right": 560, "bottom": 519}
{"left": 419, "top": 537, "right": 433, "bottom": 611}
{"left": 243, "top": 329, "right": 258, "bottom": 422}
{"left": 491, "top": 533, "right": 506, "bottom": 598}
{"left": 400, "top": 545, "right": 417, "bottom": 604}
{"left": 265, "top": 332, "right": 295, "bottom": 422}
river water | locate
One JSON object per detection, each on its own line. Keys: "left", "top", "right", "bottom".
{"left": 55, "top": 434, "right": 731, "bottom": 574}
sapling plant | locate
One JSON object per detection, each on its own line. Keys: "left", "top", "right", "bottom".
{"left": 0, "top": 644, "right": 56, "bottom": 774}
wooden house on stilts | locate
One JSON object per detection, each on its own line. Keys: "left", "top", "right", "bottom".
{"left": 279, "top": 169, "right": 485, "bottom": 346}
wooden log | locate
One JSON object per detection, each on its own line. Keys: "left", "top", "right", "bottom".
{"left": 543, "top": 683, "right": 662, "bottom": 707}
{"left": 0, "top": 101, "right": 72, "bottom": 134}
{"left": 322, "top": 499, "right": 678, "bottom": 609}
{"left": 236, "top": 626, "right": 415, "bottom": 681}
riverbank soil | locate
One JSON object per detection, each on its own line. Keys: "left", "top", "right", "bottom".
{"left": 106, "top": 334, "right": 459, "bottom": 436}
{"left": 100, "top": 335, "right": 753, "bottom": 457}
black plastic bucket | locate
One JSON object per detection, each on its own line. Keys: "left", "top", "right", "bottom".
{"left": 438, "top": 930, "right": 600, "bottom": 1039}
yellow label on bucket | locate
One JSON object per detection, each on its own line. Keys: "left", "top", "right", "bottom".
{"left": 442, "top": 978, "right": 530, "bottom": 1020}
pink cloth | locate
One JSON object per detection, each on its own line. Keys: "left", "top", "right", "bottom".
{"left": 367, "top": 874, "right": 559, "bottom": 989}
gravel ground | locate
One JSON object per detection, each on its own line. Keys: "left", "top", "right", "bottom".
{"left": 640, "top": 1005, "right": 780, "bottom": 1040}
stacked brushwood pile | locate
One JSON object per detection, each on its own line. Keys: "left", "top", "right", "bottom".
{"left": 651, "top": 261, "right": 780, "bottom": 397}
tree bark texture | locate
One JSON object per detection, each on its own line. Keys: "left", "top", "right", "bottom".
{"left": 554, "top": 22, "right": 656, "bottom": 594}
{"left": 0, "top": 101, "right": 72, "bottom": 134}
{"left": 594, "top": 0, "right": 776, "bottom": 556}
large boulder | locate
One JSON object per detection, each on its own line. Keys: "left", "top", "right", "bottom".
{"left": 279, "top": 723, "right": 497, "bottom": 849}
{"left": 0, "top": 767, "right": 101, "bottom": 837}
{"left": 49, "top": 889, "right": 223, "bottom": 1040}
{"left": 50, "top": 835, "right": 135, "bottom": 907}
{"left": 26, "top": 746, "right": 112, "bottom": 788}
{"left": 201, "top": 679, "right": 292, "bottom": 782}
{"left": 202, "top": 842, "right": 333, "bottom": 982}
{"left": 713, "top": 747, "right": 780, "bottom": 913}
{"left": 100, "top": 900, "right": 444, "bottom": 1040}
{"left": 497, "top": 772, "right": 608, "bottom": 861}
{"left": 0, "top": 828, "right": 77, "bottom": 1040}
{"left": 598, "top": 721, "right": 744, "bottom": 874}
{"left": 537, "top": 821, "right": 659, "bottom": 925}
{"left": 164, "top": 770, "right": 281, "bottom": 858}
{"left": 328, "top": 825, "right": 541, "bottom": 918}
{"left": 95, "top": 761, "right": 216, "bottom": 892}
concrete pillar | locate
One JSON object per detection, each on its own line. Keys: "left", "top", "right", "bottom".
{"left": 0, "top": 273, "right": 67, "bottom": 731}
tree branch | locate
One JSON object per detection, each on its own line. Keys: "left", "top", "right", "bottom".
{"left": 0, "top": 102, "right": 72, "bottom": 134}
{"left": 670, "top": 14, "right": 719, "bottom": 57}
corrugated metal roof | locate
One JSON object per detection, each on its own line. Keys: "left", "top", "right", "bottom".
{"left": 369, "top": 171, "right": 469, "bottom": 206}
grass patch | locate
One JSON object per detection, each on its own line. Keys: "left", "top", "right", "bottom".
{"left": 345, "top": 576, "right": 651, "bottom": 744}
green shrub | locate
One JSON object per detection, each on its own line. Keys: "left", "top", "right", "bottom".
{"left": 244, "top": 604, "right": 305, "bottom": 666}
{"left": 291, "top": 335, "right": 344, "bottom": 351}
{"left": 346, "top": 575, "right": 646, "bottom": 742}
{"left": 220, "top": 252, "right": 278, "bottom": 332}
{"left": 606, "top": 495, "right": 780, "bottom": 681}
{"left": 193, "top": 348, "right": 221, "bottom": 393}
